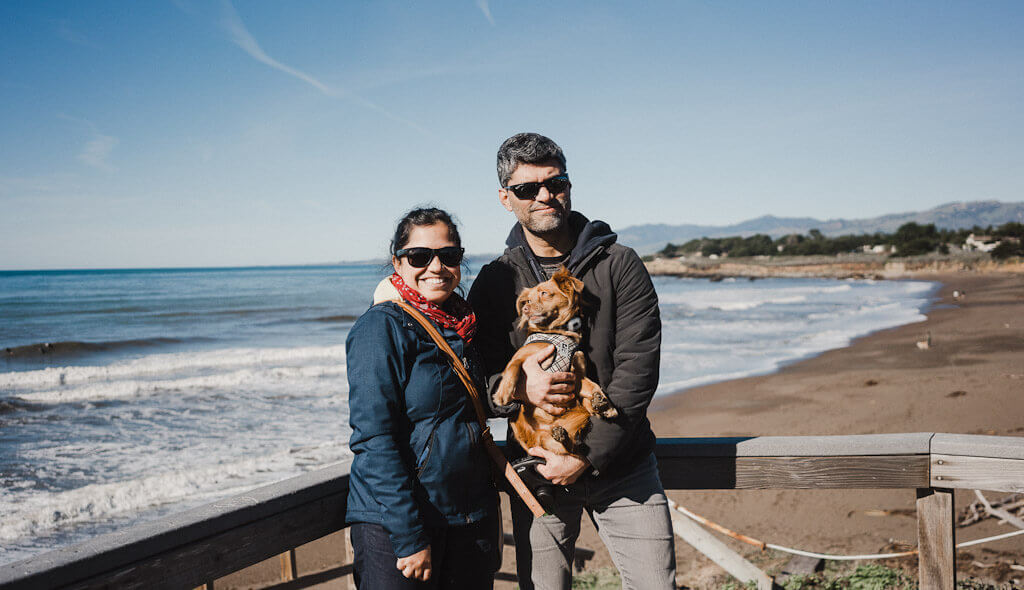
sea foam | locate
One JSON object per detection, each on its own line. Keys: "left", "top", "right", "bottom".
{"left": 0, "top": 345, "right": 348, "bottom": 392}
{"left": 0, "top": 441, "right": 352, "bottom": 544}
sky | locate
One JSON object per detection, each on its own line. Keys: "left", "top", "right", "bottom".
{"left": 1, "top": 1, "right": 1022, "bottom": 270}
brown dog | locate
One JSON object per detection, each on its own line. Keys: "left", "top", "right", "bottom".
{"left": 493, "top": 268, "right": 617, "bottom": 455}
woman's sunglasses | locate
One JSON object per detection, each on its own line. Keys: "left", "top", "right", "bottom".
{"left": 504, "top": 175, "right": 571, "bottom": 200}
{"left": 395, "top": 246, "right": 465, "bottom": 268}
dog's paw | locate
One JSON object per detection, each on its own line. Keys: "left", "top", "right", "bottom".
{"left": 493, "top": 379, "right": 515, "bottom": 406}
{"left": 592, "top": 391, "right": 618, "bottom": 418}
{"left": 551, "top": 425, "right": 572, "bottom": 450}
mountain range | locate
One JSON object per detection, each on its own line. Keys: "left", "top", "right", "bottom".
{"left": 616, "top": 200, "right": 1024, "bottom": 254}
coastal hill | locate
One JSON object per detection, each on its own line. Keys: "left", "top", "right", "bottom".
{"left": 618, "top": 200, "right": 1024, "bottom": 255}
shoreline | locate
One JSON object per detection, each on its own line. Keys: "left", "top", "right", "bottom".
{"left": 645, "top": 254, "right": 1024, "bottom": 281}
{"left": 519, "top": 271, "right": 1023, "bottom": 588}
{"left": 653, "top": 276, "right": 944, "bottom": 403}
{"left": 643, "top": 271, "right": 1024, "bottom": 587}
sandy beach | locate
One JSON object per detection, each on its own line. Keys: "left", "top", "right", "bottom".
{"left": 503, "top": 271, "right": 1023, "bottom": 588}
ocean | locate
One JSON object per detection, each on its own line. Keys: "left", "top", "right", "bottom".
{"left": 0, "top": 264, "right": 938, "bottom": 564}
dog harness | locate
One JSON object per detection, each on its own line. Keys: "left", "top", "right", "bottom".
{"left": 525, "top": 329, "right": 580, "bottom": 373}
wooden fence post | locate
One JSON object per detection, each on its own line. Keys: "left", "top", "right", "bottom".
{"left": 668, "top": 501, "right": 774, "bottom": 590}
{"left": 916, "top": 487, "right": 955, "bottom": 590}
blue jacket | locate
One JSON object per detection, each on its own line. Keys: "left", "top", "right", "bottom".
{"left": 345, "top": 301, "right": 497, "bottom": 558}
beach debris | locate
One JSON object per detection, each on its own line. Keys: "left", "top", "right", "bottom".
{"left": 959, "top": 492, "right": 1024, "bottom": 527}
{"left": 946, "top": 390, "right": 967, "bottom": 398}
{"left": 975, "top": 490, "right": 1024, "bottom": 530}
{"left": 953, "top": 289, "right": 966, "bottom": 301}
{"left": 777, "top": 554, "right": 822, "bottom": 583}
{"left": 853, "top": 508, "right": 916, "bottom": 518}
{"left": 865, "top": 379, "right": 879, "bottom": 386}
{"left": 916, "top": 331, "right": 932, "bottom": 350}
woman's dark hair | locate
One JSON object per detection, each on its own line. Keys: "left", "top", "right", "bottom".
{"left": 390, "top": 207, "right": 462, "bottom": 255}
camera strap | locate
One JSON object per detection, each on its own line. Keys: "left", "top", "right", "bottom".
{"left": 392, "top": 300, "right": 547, "bottom": 518}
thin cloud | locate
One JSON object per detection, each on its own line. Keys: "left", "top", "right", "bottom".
{"left": 221, "top": 0, "right": 340, "bottom": 97}
{"left": 78, "top": 135, "right": 119, "bottom": 171}
{"left": 58, "top": 114, "right": 118, "bottom": 171}
{"left": 218, "top": 1, "right": 434, "bottom": 137}
{"left": 476, "top": 0, "right": 496, "bottom": 26}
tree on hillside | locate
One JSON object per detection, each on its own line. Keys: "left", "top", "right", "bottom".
{"left": 891, "top": 222, "right": 941, "bottom": 256}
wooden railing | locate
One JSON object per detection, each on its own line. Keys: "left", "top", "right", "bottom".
{"left": 2, "top": 433, "right": 1022, "bottom": 590}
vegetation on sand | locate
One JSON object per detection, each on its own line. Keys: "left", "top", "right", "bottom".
{"left": 656, "top": 222, "right": 1024, "bottom": 260}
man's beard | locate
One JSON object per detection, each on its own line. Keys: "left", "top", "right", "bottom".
{"left": 519, "top": 196, "right": 570, "bottom": 236}
{"left": 522, "top": 211, "right": 566, "bottom": 234}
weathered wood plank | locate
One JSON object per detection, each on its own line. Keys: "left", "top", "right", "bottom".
{"left": 917, "top": 488, "right": 956, "bottom": 590}
{"left": 931, "top": 433, "right": 1024, "bottom": 460}
{"left": 657, "top": 455, "right": 930, "bottom": 489}
{"left": 0, "top": 463, "right": 351, "bottom": 590}
{"left": 279, "top": 550, "right": 296, "bottom": 582}
{"left": 930, "top": 454, "right": 1024, "bottom": 492}
{"left": 656, "top": 434, "right": 934, "bottom": 457}
{"left": 668, "top": 501, "right": 774, "bottom": 590}
{"left": 61, "top": 492, "right": 347, "bottom": 590}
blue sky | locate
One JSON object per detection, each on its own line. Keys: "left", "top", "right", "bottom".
{"left": 1, "top": 1, "right": 1021, "bottom": 269}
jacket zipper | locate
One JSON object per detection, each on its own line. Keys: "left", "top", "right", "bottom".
{"left": 416, "top": 428, "right": 437, "bottom": 475}
{"left": 514, "top": 245, "right": 606, "bottom": 283}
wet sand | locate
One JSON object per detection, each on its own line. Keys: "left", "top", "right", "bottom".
{"left": 493, "top": 272, "right": 1024, "bottom": 588}
{"left": 548, "top": 272, "right": 1023, "bottom": 588}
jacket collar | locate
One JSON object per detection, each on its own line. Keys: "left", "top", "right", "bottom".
{"left": 503, "top": 211, "right": 617, "bottom": 280}
{"left": 372, "top": 277, "right": 402, "bottom": 304}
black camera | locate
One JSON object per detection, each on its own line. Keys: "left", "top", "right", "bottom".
{"left": 510, "top": 456, "right": 558, "bottom": 513}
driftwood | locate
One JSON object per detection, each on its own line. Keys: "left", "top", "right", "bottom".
{"left": 958, "top": 492, "right": 1024, "bottom": 527}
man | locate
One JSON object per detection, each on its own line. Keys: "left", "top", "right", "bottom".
{"left": 468, "top": 133, "right": 676, "bottom": 590}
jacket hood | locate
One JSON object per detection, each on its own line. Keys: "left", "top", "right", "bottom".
{"left": 372, "top": 277, "right": 401, "bottom": 305}
{"left": 504, "top": 211, "right": 617, "bottom": 273}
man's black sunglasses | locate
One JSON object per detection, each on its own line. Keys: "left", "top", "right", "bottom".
{"left": 395, "top": 246, "right": 465, "bottom": 268}
{"left": 504, "top": 175, "right": 571, "bottom": 200}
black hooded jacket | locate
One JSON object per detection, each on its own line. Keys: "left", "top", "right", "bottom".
{"left": 467, "top": 212, "right": 661, "bottom": 477}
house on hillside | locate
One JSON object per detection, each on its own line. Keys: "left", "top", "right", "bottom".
{"left": 861, "top": 244, "right": 895, "bottom": 254}
{"left": 964, "top": 234, "right": 1000, "bottom": 252}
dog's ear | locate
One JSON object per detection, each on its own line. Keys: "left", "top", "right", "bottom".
{"left": 551, "top": 267, "right": 584, "bottom": 300}
{"left": 515, "top": 288, "right": 531, "bottom": 329}
{"left": 550, "top": 267, "right": 583, "bottom": 328}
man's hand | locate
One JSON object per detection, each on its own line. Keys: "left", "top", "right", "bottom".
{"left": 396, "top": 547, "right": 432, "bottom": 581}
{"left": 528, "top": 446, "right": 590, "bottom": 485}
{"left": 515, "top": 345, "right": 576, "bottom": 416}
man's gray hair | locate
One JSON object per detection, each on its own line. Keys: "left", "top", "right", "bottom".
{"left": 496, "top": 133, "right": 567, "bottom": 187}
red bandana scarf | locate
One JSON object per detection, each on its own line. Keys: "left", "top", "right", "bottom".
{"left": 390, "top": 272, "right": 477, "bottom": 343}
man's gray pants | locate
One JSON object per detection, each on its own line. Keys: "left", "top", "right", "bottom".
{"left": 510, "top": 453, "right": 677, "bottom": 590}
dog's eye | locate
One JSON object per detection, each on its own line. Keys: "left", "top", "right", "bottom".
{"left": 540, "top": 290, "right": 550, "bottom": 298}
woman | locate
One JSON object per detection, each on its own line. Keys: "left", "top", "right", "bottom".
{"left": 345, "top": 207, "right": 500, "bottom": 589}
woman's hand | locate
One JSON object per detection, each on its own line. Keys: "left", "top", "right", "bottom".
{"left": 396, "top": 546, "right": 432, "bottom": 581}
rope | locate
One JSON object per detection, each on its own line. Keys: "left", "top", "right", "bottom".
{"left": 668, "top": 500, "right": 1024, "bottom": 561}
{"left": 956, "top": 528, "right": 1024, "bottom": 548}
